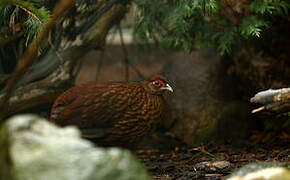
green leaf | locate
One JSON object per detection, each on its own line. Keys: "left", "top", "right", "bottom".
{"left": 0, "top": 6, "right": 13, "bottom": 25}
{"left": 240, "top": 16, "right": 268, "bottom": 38}
{"left": 216, "top": 29, "right": 236, "bottom": 55}
{"left": 250, "top": 0, "right": 290, "bottom": 15}
{"left": 24, "top": 15, "right": 42, "bottom": 45}
{"left": 202, "top": 0, "right": 220, "bottom": 14}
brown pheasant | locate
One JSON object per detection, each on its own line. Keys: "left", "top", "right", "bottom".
{"left": 50, "top": 75, "right": 173, "bottom": 147}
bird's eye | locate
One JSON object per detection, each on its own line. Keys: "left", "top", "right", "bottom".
{"left": 152, "top": 81, "right": 160, "bottom": 86}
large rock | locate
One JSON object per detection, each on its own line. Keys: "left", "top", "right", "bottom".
{"left": 163, "top": 50, "right": 250, "bottom": 145}
{"left": 0, "top": 114, "right": 151, "bottom": 180}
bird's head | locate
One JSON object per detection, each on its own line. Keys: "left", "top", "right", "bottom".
{"left": 143, "top": 75, "right": 173, "bottom": 95}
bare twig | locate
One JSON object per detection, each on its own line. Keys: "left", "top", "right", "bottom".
{"left": 251, "top": 106, "right": 265, "bottom": 113}
{"left": 16, "top": 5, "right": 42, "bottom": 23}
{"left": 129, "top": 63, "right": 145, "bottom": 80}
{"left": 118, "top": 25, "right": 144, "bottom": 81}
{"left": 96, "top": 50, "right": 105, "bottom": 81}
{"left": 118, "top": 25, "right": 129, "bottom": 81}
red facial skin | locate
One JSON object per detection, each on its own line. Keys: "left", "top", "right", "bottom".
{"left": 145, "top": 75, "right": 170, "bottom": 94}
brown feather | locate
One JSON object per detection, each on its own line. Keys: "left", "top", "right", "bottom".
{"left": 50, "top": 75, "right": 172, "bottom": 147}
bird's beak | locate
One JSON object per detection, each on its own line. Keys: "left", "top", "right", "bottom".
{"left": 161, "top": 84, "right": 173, "bottom": 92}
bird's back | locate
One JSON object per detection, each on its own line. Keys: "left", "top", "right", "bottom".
{"left": 50, "top": 81, "right": 165, "bottom": 146}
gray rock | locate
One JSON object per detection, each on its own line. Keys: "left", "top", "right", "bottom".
{"left": 163, "top": 50, "right": 249, "bottom": 145}
{"left": 0, "top": 114, "right": 151, "bottom": 180}
{"left": 227, "top": 162, "right": 290, "bottom": 180}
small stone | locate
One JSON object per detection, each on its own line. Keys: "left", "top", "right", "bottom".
{"left": 196, "top": 160, "right": 231, "bottom": 171}
{"left": 211, "top": 160, "right": 231, "bottom": 169}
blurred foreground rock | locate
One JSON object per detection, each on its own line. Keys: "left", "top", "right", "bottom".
{"left": 227, "top": 162, "right": 290, "bottom": 180}
{"left": 0, "top": 114, "right": 151, "bottom": 180}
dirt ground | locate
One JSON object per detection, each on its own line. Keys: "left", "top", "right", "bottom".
{"left": 136, "top": 132, "right": 290, "bottom": 180}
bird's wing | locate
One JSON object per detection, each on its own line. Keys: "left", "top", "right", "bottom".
{"left": 50, "top": 82, "right": 140, "bottom": 129}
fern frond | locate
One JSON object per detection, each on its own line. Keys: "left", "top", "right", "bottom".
{"left": 240, "top": 16, "right": 268, "bottom": 38}
{"left": 250, "top": 0, "right": 289, "bottom": 15}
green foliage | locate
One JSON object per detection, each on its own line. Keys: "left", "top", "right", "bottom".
{"left": 201, "top": 0, "right": 221, "bottom": 14}
{"left": 24, "top": 15, "right": 43, "bottom": 45}
{"left": 135, "top": 0, "right": 290, "bottom": 54}
{"left": 250, "top": 0, "right": 289, "bottom": 15}
{"left": 240, "top": 16, "right": 268, "bottom": 38}
{"left": 0, "top": 0, "right": 50, "bottom": 46}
